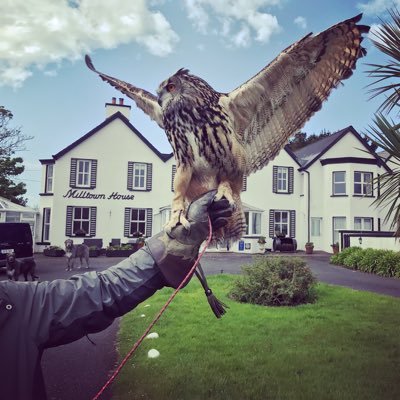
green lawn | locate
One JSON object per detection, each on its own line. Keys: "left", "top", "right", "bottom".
{"left": 115, "top": 275, "right": 400, "bottom": 400}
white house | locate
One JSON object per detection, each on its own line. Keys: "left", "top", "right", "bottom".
{"left": 37, "top": 99, "right": 393, "bottom": 253}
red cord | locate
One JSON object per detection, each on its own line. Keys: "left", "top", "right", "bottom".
{"left": 92, "top": 217, "right": 213, "bottom": 400}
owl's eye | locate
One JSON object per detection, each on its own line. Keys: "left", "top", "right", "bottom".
{"left": 166, "top": 83, "right": 176, "bottom": 93}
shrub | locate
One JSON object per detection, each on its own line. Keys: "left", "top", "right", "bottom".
{"left": 357, "top": 248, "right": 380, "bottom": 273}
{"left": 375, "top": 250, "right": 400, "bottom": 277}
{"left": 229, "top": 256, "right": 317, "bottom": 306}
{"left": 331, "top": 247, "right": 400, "bottom": 278}
{"left": 330, "top": 246, "right": 361, "bottom": 265}
{"left": 342, "top": 248, "right": 364, "bottom": 270}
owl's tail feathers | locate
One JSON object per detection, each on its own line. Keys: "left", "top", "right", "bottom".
{"left": 195, "top": 265, "right": 228, "bottom": 318}
{"left": 219, "top": 194, "right": 246, "bottom": 242}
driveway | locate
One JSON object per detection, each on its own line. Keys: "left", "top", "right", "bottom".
{"left": 1, "top": 251, "right": 399, "bottom": 400}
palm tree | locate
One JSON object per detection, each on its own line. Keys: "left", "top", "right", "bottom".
{"left": 366, "top": 8, "right": 400, "bottom": 237}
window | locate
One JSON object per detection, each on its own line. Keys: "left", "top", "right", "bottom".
{"left": 274, "top": 210, "right": 289, "bottom": 236}
{"left": 5, "top": 212, "right": 20, "bottom": 222}
{"left": 333, "top": 171, "right": 346, "bottom": 195}
{"left": 311, "top": 217, "right": 322, "bottom": 237}
{"left": 128, "top": 162, "right": 152, "bottom": 191}
{"left": 244, "top": 211, "right": 261, "bottom": 235}
{"left": 354, "top": 217, "right": 373, "bottom": 231}
{"left": 43, "top": 208, "right": 51, "bottom": 241}
{"left": 133, "top": 163, "right": 147, "bottom": 190}
{"left": 70, "top": 159, "right": 97, "bottom": 189}
{"left": 332, "top": 217, "right": 346, "bottom": 244}
{"left": 45, "top": 164, "right": 53, "bottom": 193}
{"left": 76, "top": 160, "right": 91, "bottom": 187}
{"left": 66, "top": 206, "right": 96, "bottom": 237}
{"left": 72, "top": 207, "right": 90, "bottom": 235}
{"left": 273, "top": 166, "right": 294, "bottom": 194}
{"left": 128, "top": 208, "right": 147, "bottom": 236}
{"left": 354, "top": 172, "right": 373, "bottom": 196}
{"left": 277, "top": 167, "right": 288, "bottom": 192}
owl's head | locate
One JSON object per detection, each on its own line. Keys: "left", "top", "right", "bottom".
{"left": 157, "top": 68, "right": 217, "bottom": 109}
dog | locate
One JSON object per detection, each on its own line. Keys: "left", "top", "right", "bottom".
{"left": 6, "top": 252, "right": 38, "bottom": 281}
{"left": 64, "top": 239, "right": 90, "bottom": 271}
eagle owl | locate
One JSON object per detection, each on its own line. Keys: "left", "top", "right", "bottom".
{"left": 86, "top": 14, "right": 369, "bottom": 241}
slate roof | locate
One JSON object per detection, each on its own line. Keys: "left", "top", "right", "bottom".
{"left": 291, "top": 125, "right": 389, "bottom": 171}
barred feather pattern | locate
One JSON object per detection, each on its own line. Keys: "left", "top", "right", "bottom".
{"left": 85, "top": 14, "right": 370, "bottom": 242}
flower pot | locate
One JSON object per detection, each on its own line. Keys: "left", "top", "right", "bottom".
{"left": 305, "top": 245, "right": 314, "bottom": 254}
{"left": 331, "top": 245, "right": 339, "bottom": 255}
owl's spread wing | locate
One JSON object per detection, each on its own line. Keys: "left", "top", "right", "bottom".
{"left": 85, "top": 55, "right": 164, "bottom": 129}
{"left": 225, "top": 14, "right": 369, "bottom": 174}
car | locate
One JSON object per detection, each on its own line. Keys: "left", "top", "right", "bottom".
{"left": 0, "top": 222, "right": 34, "bottom": 270}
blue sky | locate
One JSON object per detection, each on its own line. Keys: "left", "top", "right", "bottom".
{"left": 1, "top": 0, "right": 398, "bottom": 206}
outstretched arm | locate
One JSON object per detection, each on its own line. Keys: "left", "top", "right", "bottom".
{"left": 0, "top": 191, "right": 231, "bottom": 350}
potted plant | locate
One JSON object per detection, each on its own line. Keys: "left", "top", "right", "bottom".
{"left": 305, "top": 242, "right": 314, "bottom": 254}
{"left": 275, "top": 231, "right": 286, "bottom": 238}
{"left": 43, "top": 245, "right": 65, "bottom": 257}
{"left": 257, "top": 236, "right": 266, "bottom": 253}
{"left": 74, "top": 229, "right": 87, "bottom": 237}
{"left": 132, "top": 231, "right": 145, "bottom": 250}
{"left": 331, "top": 242, "right": 340, "bottom": 254}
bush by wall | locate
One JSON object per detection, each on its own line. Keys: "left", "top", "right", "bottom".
{"left": 229, "top": 256, "right": 317, "bottom": 306}
{"left": 330, "top": 247, "right": 400, "bottom": 278}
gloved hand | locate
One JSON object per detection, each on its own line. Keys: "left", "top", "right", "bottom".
{"left": 144, "top": 190, "right": 232, "bottom": 288}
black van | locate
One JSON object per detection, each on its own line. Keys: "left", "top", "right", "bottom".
{"left": 0, "top": 222, "right": 34, "bottom": 268}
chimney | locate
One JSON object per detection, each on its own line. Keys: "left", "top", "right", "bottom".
{"left": 105, "top": 97, "right": 131, "bottom": 120}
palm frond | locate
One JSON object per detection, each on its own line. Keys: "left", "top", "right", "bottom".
{"left": 366, "top": 113, "right": 400, "bottom": 236}
{"left": 367, "top": 7, "right": 400, "bottom": 113}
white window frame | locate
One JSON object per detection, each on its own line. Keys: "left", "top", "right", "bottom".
{"left": 277, "top": 167, "right": 289, "bottom": 193}
{"left": 354, "top": 217, "right": 373, "bottom": 231}
{"left": 244, "top": 211, "right": 262, "bottom": 235}
{"left": 72, "top": 206, "right": 91, "bottom": 235}
{"left": 133, "top": 163, "right": 147, "bottom": 190}
{"left": 274, "top": 210, "right": 289, "bottom": 236}
{"left": 76, "top": 160, "right": 92, "bottom": 188}
{"left": 333, "top": 171, "right": 346, "bottom": 195}
{"left": 43, "top": 208, "right": 51, "bottom": 241}
{"left": 46, "top": 164, "right": 53, "bottom": 193}
{"left": 333, "top": 217, "right": 346, "bottom": 244}
{"left": 311, "top": 217, "right": 322, "bottom": 237}
{"left": 354, "top": 171, "right": 373, "bottom": 196}
{"left": 129, "top": 208, "right": 147, "bottom": 236}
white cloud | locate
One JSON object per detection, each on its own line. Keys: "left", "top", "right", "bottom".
{"left": 357, "top": 0, "right": 400, "bottom": 15}
{"left": 294, "top": 16, "right": 307, "bottom": 29}
{"left": 0, "top": 0, "right": 179, "bottom": 88}
{"left": 183, "top": 0, "right": 281, "bottom": 48}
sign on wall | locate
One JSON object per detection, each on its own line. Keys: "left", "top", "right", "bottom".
{"left": 63, "top": 189, "right": 135, "bottom": 200}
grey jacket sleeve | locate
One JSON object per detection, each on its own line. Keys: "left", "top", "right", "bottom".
{"left": 0, "top": 248, "right": 165, "bottom": 350}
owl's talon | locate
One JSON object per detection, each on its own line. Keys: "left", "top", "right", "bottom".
{"left": 164, "top": 209, "right": 190, "bottom": 233}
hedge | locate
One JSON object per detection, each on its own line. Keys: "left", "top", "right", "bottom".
{"left": 330, "top": 247, "right": 400, "bottom": 278}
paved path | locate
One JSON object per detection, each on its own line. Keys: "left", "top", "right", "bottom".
{"left": 2, "top": 251, "right": 399, "bottom": 400}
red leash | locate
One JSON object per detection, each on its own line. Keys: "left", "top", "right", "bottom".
{"left": 92, "top": 218, "right": 213, "bottom": 400}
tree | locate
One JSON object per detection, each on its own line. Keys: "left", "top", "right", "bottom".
{"left": 287, "top": 130, "right": 332, "bottom": 151}
{"left": 0, "top": 106, "right": 32, "bottom": 205}
{"left": 366, "top": 8, "right": 400, "bottom": 237}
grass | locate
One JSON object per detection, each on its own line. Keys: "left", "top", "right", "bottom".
{"left": 114, "top": 275, "right": 400, "bottom": 400}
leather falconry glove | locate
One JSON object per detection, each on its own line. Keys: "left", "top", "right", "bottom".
{"left": 145, "top": 190, "right": 232, "bottom": 318}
